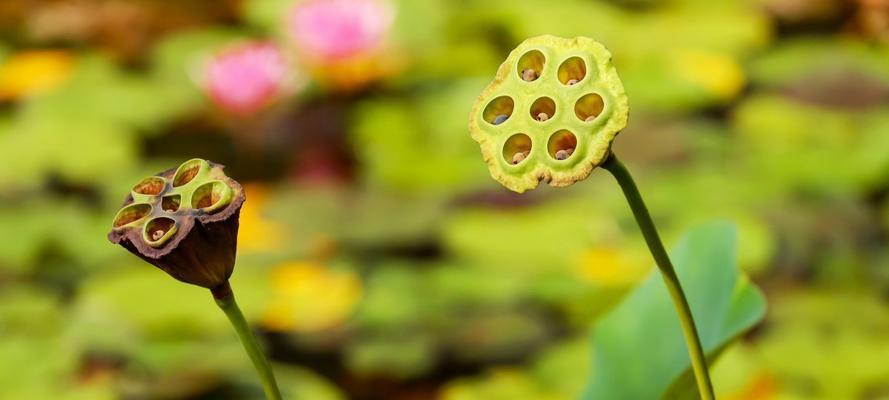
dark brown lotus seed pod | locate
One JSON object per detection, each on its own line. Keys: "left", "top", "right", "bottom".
{"left": 108, "top": 159, "right": 246, "bottom": 289}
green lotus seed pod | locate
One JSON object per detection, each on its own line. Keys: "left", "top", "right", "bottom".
{"left": 108, "top": 158, "right": 245, "bottom": 289}
{"left": 469, "top": 35, "right": 629, "bottom": 193}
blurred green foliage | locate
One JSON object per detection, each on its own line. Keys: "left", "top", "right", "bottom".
{"left": 0, "top": 0, "right": 887, "bottom": 399}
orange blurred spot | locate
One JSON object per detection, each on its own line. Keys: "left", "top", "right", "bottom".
{"left": 724, "top": 373, "right": 778, "bottom": 400}
{"left": 0, "top": 50, "right": 74, "bottom": 100}
{"left": 309, "top": 50, "right": 406, "bottom": 92}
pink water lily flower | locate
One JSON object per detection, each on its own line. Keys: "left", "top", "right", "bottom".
{"left": 203, "top": 42, "right": 291, "bottom": 116}
{"left": 287, "top": 0, "right": 395, "bottom": 61}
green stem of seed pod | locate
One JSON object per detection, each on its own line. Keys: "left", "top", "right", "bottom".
{"left": 601, "top": 154, "right": 715, "bottom": 400}
{"left": 212, "top": 281, "right": 283, "bottom": 400}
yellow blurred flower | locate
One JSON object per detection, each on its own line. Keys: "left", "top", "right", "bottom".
{"left": 237, "top": 184, "right": 289, "bottom": 252}
{"left": 0, "top": 50, "right": 74, "bottom": 100}
{"left": 262, "top": 261, "right": 362, "bottom": 332}
{"left": 673, "top": 50, "right": 745, "bottom": 101}
{"left": 575, "top": 247, "right": 650, "bottom": 287}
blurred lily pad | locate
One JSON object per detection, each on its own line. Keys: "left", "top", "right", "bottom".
{"left": 0, "top": 284, "right": 62, "bottom": 336}
{"left": 351, "top": 79, "right": 492, "bottom": 193}
{"left": 443, "top": 369, "right": 560, "bottom": 400}
{"left": 353, "top": 264, "right": 428, "bottom": 330}
{"left": 0, "top": 200, "right": 114, "bottom": 274}
{"left": 346, "top": 334, "right": 437, "bottom": 379}
{"left": 233, "top": 365, "right": 345, "bottom": 400}
{"left": 0, "top": 113, "right": 137, "bottom": 190}
{"left": 441, "top": 336, "right": 589, "bottom": 400}
{"left": 22, "top": 54, "right": 184, "bottom": 133}
{"left": 74, "top": 264, "right": 271, "bottom": 342}
{"left": 443, "top": 197, "right": 623, "bottom": 275}
{"left": 0, "top": 334, "right": 115, "bottom": 400}
{"left": 734, "top": 94, "right": 889, "bottom": 194}
{"left": 750, "top": 38, "right": 889, "bottom": 93}
{"left": 755, "top": 290, "right": 889, "bottom": 399}
{"left": 266, "top": 186, "right": 447, "bottom": 254}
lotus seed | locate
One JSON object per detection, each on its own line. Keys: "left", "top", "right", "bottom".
{"left": 521, "top": 68, "right": 537, "bottom": 82}
{"left": 536, "top": 112, "right": 549, "bottom": 122}
{"left": 152, "top": 230, "right": 165, "bottom": 241}
{"left": 512, "top": 151, "right": 529, "bottom": 164}
{"left": 567, "top": 79, "right": 579, "bottom": 85}
{"left": 585, "top": 115, "right": 596, "bottom": 122}
{"left": 555, "top": 150, "right": 571, "bottom": 160}
{"left": 493, "top": 114, "right": 509, "bottom": 125}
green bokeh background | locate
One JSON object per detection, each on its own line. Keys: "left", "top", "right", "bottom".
{"left": 0, "top": 0, "right": 888, "bottom": 399}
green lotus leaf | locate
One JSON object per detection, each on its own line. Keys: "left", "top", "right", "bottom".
{"left": 583, "top": 222, "right": 766, "bottom": 399}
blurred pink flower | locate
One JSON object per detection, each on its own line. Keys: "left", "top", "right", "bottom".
{"left": 203, "top": 42, "right": 290, "bottom": 116}
{"left": 287, "top": 0, "right": 395, "bottom": 61}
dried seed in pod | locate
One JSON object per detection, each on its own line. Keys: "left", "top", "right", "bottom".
{"left": 493, "top": 114, "right": 508, "bottom": 125}
{"left": 555, "top": 150, "right": 570, "bottom": 160}
{"left": 567, "top": 79, "right": 579, "bottom": 85}
{"left": 536, "top": 112, "right": 549, "bottom": 122}
{"left": 152, "top": 230, "right": 165, "bottom": 241}
{"left": 512, "top": 151, "right": 529, "bottom": 164}
{"left": 566, "top": 148, "right": 574, "bottom": 155}
{"left": 521, "top": 69, "right": 537, "bottom": 82}
{"left": 585, "top": 115, "right": 596, "bottom": 122}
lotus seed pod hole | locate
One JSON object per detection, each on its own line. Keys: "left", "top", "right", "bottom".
{"left": 144, "top": 217, "right": 176, "bottom": 244}
{"left": 517, "top": 50, "right": 545, "bottom": 82}
{"left": 191, "top": 180, "right": 232, "bottom": 213}
{"left": 173, "top": 159, "right": 203, "bottom": 187}
{"left": 548, "top": 130, "right": 577, "bottom": 161}
{"left": 530, "top": 97, "right": 556, "bottom": 122}
{"left": 112, "top": 203, "right": 152, "bottom": 228}
{"left": 483, "top": 96, "right": 514, "bottom": 125}
{"left": 558, "top": 57, "right": 587, "bottom": 85}
{"left": 503, "top": 133, "right": 532, "bottom": 165}
{"left": 575, "top": 93, "right": 605, "bottom": 122}
{"left": 133, "top": 177, "right": 166, "bottom": 196}
{"left": 162, "top": 195, "right": 181, "bottom": 212}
